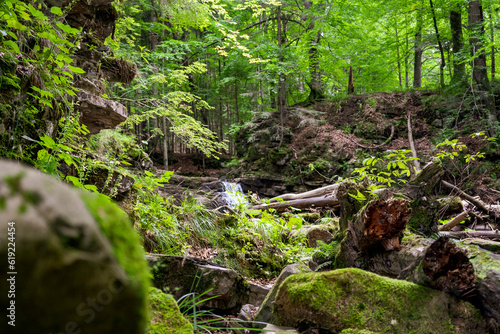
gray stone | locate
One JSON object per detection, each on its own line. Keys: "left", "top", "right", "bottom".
{"left": 148, "top": 254, "right": 268, "bottom": 314}
{"left": 253, "top": 263, "right": 311, "bottom": 327}
{"left": 77, "top": 89, "right": 127, "bottom": 134}
{"left": 0, "top": 160, "right": 147, "bottom": 334}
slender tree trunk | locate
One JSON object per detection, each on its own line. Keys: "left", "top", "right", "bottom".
{"left": 396, "top": 27, "right": 403, "bottom": 88}
{"left": 405, "top": 34, "right": 410, "bottom": 88}
{"left": 468, "top": 0, "right": 497, "bottom": 135}
{"left": 450, "top": 7, "right": 466, "bottom": 84}
{"left": 235, "top": 82, "right": 240, "bottom": 123}
{"left": 487, "top": 2, "right": 495, "bottom": 80}
{"left": 277, "top": 5, "right": 285, "bottom": 146}
{"left": 162, "top": 116, "right": 168, "bottom": 170}
{"left": 413, "top": 8, "right": 423, "bottom": 88}
{"left": 429, "top": 0, "right": 446, "bottom": 87}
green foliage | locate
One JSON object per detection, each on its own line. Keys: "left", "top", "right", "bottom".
{"left": 351, "top": 149, "right": 418, "bottom": 191}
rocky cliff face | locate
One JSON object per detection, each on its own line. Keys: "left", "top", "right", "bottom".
{"left": 0, "top": 0, "right": 135, "bottom": 142}
{"left": 64, "top": 0, "right": 136, "bottom": 134}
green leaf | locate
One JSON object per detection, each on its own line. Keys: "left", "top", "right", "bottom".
{"left": 67, "top": 65, "right": 85, "bottom": 74}
{"left": 28, "top": 3, "right": 45, "bottom": 18}
{"left": 50, "top": 6, "right": 63, "bottom": 16}
{"left": 40, "top": 135, "right": 56, "bottom": 148}
{"left": 84, "top": 184, "right": 98, "bottom": 192}
{"left": 3, "top": 40, "right": 20, "bottom": 54}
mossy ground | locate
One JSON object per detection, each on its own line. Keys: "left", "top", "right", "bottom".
{"left": 147, "top": 287, "right": 193, "bottom": 334}
{"left": 275, "top": 268, "right": 484, "bottom": 333}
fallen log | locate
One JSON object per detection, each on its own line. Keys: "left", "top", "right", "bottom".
{"left": 441, "top": 181, "right": 490, "bottom": 214}
{"left": 251, "top": 196, "right": 339, "bottom": 212}
{"left": 439, "top": 230, "right": 500, "bottom": 240}
{"left": 438, "top": 211, "right": 469, "bottom": 231}
{"left": 398, "top": 237, "right": 477, "bottom": 300}
{"left": 269, "top": 183, "right": 341, "bottom": 202}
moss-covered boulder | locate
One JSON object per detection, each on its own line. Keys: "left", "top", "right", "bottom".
{"left": 254, "top": 263, "right": 311, "bottom": 327}
{"left": 273, "top": 268, "right": 486, "bottom": 333}
{"left": 0, "top": 160, "right": 149, "bottom": 334}
{"left": 147, "top": 288, "right": 193, "bottom": 334}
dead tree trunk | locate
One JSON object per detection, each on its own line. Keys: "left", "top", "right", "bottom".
{"left": 269, "top": 183, "right": 341, "bottom": 202}
{"left": 251, "top": 196, "right": 338, "bottom": 212}
{"left": 398, "top": 237, "right": 477, "bottom": 299}
{"left": 403, "top": 158, "right": 444, "bottom": 200}
{"left": 338, "top": 199, "right": 411, "bottom": 268}
{"left": 348, "top": 66, "right": 354, "bottom": 94}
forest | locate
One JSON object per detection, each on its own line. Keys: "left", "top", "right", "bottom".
{"left": 1, "top": 0, "right": 500, "bottom": 333}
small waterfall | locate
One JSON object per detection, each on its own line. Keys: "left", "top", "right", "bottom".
{"left": 221, "top": 181, "right": 248, "bottom": 208}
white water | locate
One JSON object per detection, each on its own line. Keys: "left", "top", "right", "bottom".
{"left": 221, "top": 181, "right": 249, "bottom": 208}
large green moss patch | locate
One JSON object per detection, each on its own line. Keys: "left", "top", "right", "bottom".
{"left": 147, "top": 288, "right": 193, "bottom": 334}
{"left": 274, "top": 268, "right": 485, "bottom": 333}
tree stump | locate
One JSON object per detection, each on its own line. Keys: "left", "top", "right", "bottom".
{"left": 338, "top": 198, "right": 411, "bottom": 267}
{"left": 399, "top": 237, "right": 476, "bottom": 300}
{"left": 403, "top": 158, "right": 444, "bottom": 200}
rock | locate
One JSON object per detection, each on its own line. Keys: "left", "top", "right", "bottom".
{"left": 238, "top": 304, "right": 258, "bottom": 322}
{"left": 254, "top": 263, "right": 312, "bottom": 327}
{"left": 147, "top": 288, "right": 193, "bottom": 334}
{"left": 237, "top": 304, "right": 259, "bottom": 328}
{"left": 273, "top": 268, "right": 486, "bottom": 334}
{"left": 147, "top": 254, "right": 268, "bottom": 314}
{"left": 0, "top": 160, "right": 150, "bottom": 334}
{"left": 307, "top": 226, "right": 334, "bottom": 248}
{"left": 77, "top": 89, "right": 127, "bottom": 134}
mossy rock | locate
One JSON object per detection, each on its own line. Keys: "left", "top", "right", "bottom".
{"left": 80, "top": 191, "right": 150, "bottom": 327}
{"left": 340, "top": 329, "right": 379, "bottom": 334}
{"left": 146, "top": 288, "right": 193, "bottom": 334}
{"left": 1, "top": 73, "right": 21, "bottom": 92}
{"left": 0, "top": 160, "right": 150, "bottom": 334}
{"left": 273, "top": 268, "right": 485, "bottom": 333}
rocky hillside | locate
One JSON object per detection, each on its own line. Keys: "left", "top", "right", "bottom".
{"left": 229, "top": 90, "right": 500, "bottom": 201}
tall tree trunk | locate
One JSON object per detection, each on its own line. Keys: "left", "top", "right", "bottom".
{"left": 277, "top": 5, "right": 285, "bottom": 146}
{"left": 305, "top": 31, "right": 324, "bottom": 104}
{"left": 487, "top": 2, "right": 495, "bottom": 80}
{"left": 396, "top": 27, "right": 403, "bottom": 88}
{"left": 162, "top": 116, "right": 168, "bottom": 170}
{"left": 405, "top": 34, "right": 410, "bottom": 88}
{"left": 413, "top": 8, "right": 423, "bottom": 88}
{"left": 450, "top": 6, "right": 466, "bottom": 84}
{"left": 468, "top": 0, "right": 497, "bottom": 135}
{"left": 429, "top": 0, "right": 446, "bottom": 87}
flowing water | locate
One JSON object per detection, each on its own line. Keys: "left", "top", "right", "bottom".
{"left": 221, "top": 181, "right": 248, "bottom": 208}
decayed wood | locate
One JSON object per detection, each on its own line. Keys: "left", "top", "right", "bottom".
{"left": 269, "top": 183, "right": 341, "bottom": 202}
{"left": 439, "top": 230, "right": 500, "bottom": 240}
{"left": 338, "top": 199, "right": 411, "bottom": 267}
{"left": 359, "top": 199, "right": 412, "bottom": 251}
{"left": 438, "top": 211, "right": 469, "bottom": 231}
{"left": 441, "top": 180, "right": 490, "bottom": 213}
{"left": 407, "top": 111, "right": 421, "bottom": 172}
{"left": 399, "top": 237, "right": 477, "bottom": 300}
{"left": 403, "top": 159, "right": 444, "bottom": 200}
{"left": 251, "top": 196, "right": 339, "bottom": 212}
